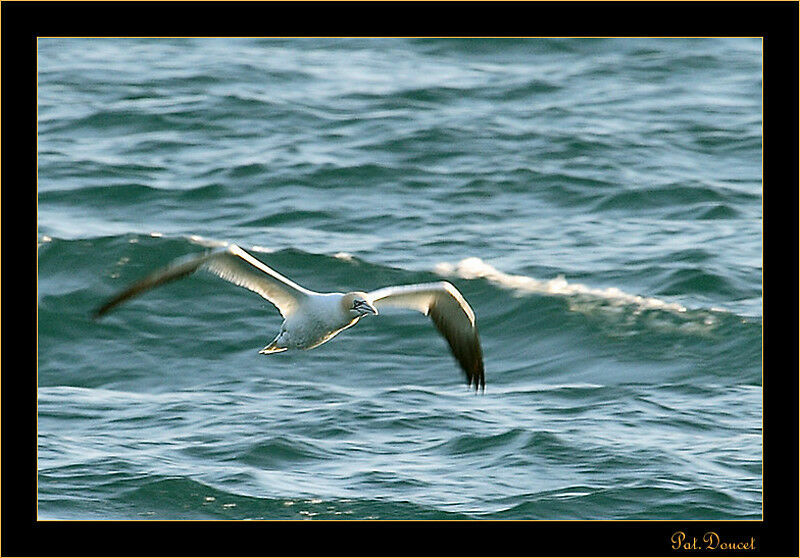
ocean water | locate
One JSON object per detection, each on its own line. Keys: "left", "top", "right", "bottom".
{"left": 37, "top": 38, "right": 762, "bottom": 520}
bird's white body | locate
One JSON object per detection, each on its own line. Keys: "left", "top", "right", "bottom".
{"left": 94, "top": 244, "right": 485, "bottom": 390}
{"left": 267, "top": 292, "right": 360, "bottom": 352}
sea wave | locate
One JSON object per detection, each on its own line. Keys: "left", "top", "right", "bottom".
{"left": 435, "top": 256, "right": 688, "bottom": 313}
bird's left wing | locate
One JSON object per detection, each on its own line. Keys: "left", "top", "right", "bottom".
{"left": 93, "top": 244, "right": 313, "bottom": 319}
{"left": 367, "top": 281, "right": 485, "bottom": 391}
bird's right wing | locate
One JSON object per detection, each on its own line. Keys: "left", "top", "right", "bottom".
{"left": 93, "top": 244, "right": 313, "bottom": 319}
{"left": 367, "top": 281, "right": 485, "bottom": 391}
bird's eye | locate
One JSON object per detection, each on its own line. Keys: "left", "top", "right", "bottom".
{"left": 353, "top": 300, "right": 363, "bottom": 308}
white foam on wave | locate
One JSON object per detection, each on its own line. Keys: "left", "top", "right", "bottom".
{"left": 185, "top": 234, "right": 231, "bottom": 249}
{"left": 183, "top": 233, "right": 275, "bottom": 254}
{"left": 435, "top": 257, "right": 687, "bottom": 314}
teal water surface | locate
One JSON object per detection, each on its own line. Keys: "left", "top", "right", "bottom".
{"left": 37, "top": 38, "right": 762, "bottom": 520}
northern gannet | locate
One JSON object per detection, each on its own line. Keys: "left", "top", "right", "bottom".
{"left": 93, "top": 245, "right": 485, "bottom": 390}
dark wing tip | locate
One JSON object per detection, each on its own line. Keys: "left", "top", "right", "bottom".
{"left": 92, "top": 286, "right": 135, "bottom": 320}
{"left": 466, "top": 339, "right": 485, "bottom": 393}
{"left": 455, "top": 331, "right": 484, "bottom": 392}
{"left": 91, "top": 304, "right": 109, "bottom": 320}
{"left": 92, "top": 254, "right": 206, "bottom": 320}
{"left": 429, "top": 301, "right": 486, "bottom": 393}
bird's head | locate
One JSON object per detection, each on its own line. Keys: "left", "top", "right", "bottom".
{"left": 342, "top": 292, "right": 378, "bottom": 318}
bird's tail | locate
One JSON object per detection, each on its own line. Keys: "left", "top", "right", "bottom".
{"left": 259, "top": 340, "right": 287, "bottom": 354}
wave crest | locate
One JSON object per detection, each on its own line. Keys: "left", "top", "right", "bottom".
{"left": 435, "top": 257, "right": 687, "bottom": 313}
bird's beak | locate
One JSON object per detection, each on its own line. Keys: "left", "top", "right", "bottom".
{"left": 361, "top": 303, "right": 378, "bottom": 316}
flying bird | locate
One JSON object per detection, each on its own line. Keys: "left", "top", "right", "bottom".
{"left": 93, "top": 245, "right": 485, "bottom": 390}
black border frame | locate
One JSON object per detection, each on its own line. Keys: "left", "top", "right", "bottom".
{"left": 5, "top": 1, "right": 797, "bottom": 556}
